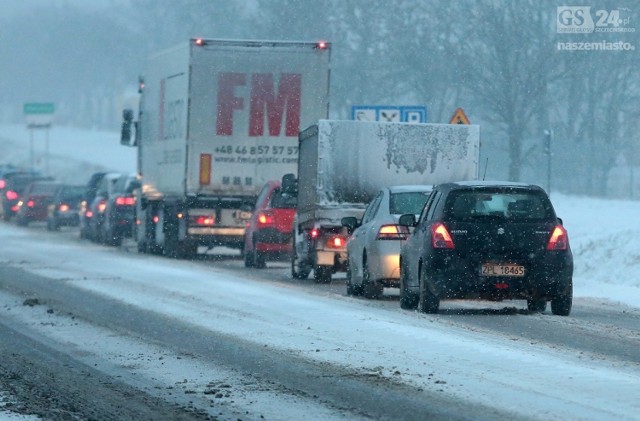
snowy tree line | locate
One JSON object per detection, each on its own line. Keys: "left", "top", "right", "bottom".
{"left": 0, "top": 0, "right": 638, "bottom": 196}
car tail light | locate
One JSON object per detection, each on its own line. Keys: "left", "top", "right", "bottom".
{"left": 115, "top": 196, "right": 135, "bottom": 206}
{"left": 547, "top": 225, "right": 568, "bottom": 250}
{"left": 376, "top": 224, "right": 408, "bottom": 240}
{"left": 431, "top": 222, "right": 455, "bottom": 249}
{"left": 59, "top": 203, "right": 70, "bottom": 212}
{"left": 0, "top": 179, "right": 5, "bottom": 189}
{"left": 86, "top": 210, "right": 94, "bottom": 218}
{"left": 27, "top": 200, "right": 35, "bottom": 208}
{"left": 97, "top": 201, "right": 107, "bottom": 213}
{"left": 5, "top": 190, "right": 18, "bottom": 200}
{"left": 190, "top": 215, "right": 215, "bottom": 226}
{"left": 309, "top": 228, "right": 320, "bottom": 239}
{"left": 152, "top": 215, "right": 159, "bottom": 223}
{"left": 257, "top": 211, "right": 274, "bottom": 226}
{"left": 325, "top": 235, "right": 347, "bottom": 249}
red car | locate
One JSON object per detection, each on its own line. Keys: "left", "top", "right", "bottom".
{"left": 15, "top": 181, "right": 61, "bottom": 226}
{"left": 243, "top": 180, "right": 297, "bottom": 268}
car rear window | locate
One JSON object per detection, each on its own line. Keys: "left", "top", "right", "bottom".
{"left": 270, "top": 189, "right": 297, "bottom": 209}
{"left": 445, "top": 189, "right": 554, "bottom": 221}
{"left": 60, "top": 186, "right": 87, "bottom": 200}
{"left": 389, "top": 191, "right": 431, "bottom": 215}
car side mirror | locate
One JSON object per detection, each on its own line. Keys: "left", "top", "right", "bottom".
{"left": 398, "top": 214, "right": 416, "bottom": 227}
{"left": 341, "top": 216, "right": 359, "bottom": 234}
{"left": 281, "top": 173, "right": 298, "bottom": 196}
{"left": 558, "top": 217, "right": 563, "bottom": 226}
{"left": 121, "top": 109, "right": 135, "bottom": 146}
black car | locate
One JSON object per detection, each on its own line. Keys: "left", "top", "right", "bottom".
{"left": 47, "top": 184, "right": 87, "bottom": 230}
{"left": 79, "top": 172, "right": 117, "bottom": 239}
{"left": 398, "top": 181, "right": 573, "bottom": 316}
{"left": 99, "top": 173, "right": 139, "bottom": 246}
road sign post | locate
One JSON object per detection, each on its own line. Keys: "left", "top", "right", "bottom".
{"left": 23, "top": 103, "right": 55, "bottom": 174}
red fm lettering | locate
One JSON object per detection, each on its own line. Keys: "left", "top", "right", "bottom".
{"left": 216, "top": 73, "right": 301, "bottom": 137}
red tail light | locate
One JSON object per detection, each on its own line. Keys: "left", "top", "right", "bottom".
{"left": 27, "top": 200, "right": 35, "bottom": 208}
{"left": 257, "top": 212, "right": 274, "bottom": 226}
{"left": 115, "top": 196, "right": 135, "bottom": 206}
{"left": 5, "top": 190, "right": 18, "bottom": 200}
{"left": 59, "top": 203, "right": 70, "bottom": 212}
{"left": 326, "top": 235, "right": 347, "bottom": 249}
{"left": 547, "top": 225, "right": 568, "bottom": 250}
{"left": 190, "top": 215, "right": 215, "bottom": 226}
{"left": 97, "top": 201, "right": 107, "bottom": 213}
{"left": 310, "top": 228, "right": 320, "bottom": 239}
{"left": 86, "top": 210, "right": 94, "bottom": 218}
{"left": 0, "top": 179, "right": 5, "bottom": 189}
{"left": 376, "top": 224, "right": 408, "bottom": 240}
{"left": 431, "top": 222, "right": 455, "bottom": 249}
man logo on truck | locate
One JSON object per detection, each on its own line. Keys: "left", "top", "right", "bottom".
{"left": 216, "top": 72, "right": 302, "bottom": 137}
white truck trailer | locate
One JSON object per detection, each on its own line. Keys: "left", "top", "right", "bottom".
{"left": 121, "top": 38, "right": 331, "bottom": 258}
{"left": 282, "top": 119, "right": 480, "bottom": 283}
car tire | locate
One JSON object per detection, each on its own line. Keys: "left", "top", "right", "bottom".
{"left": 400, "top": 272, "right": 418, "bottom": 310}
{"left": 346, "top": 265, "right": 363, "bottom": 296}
{"left": 244, "top": 248, "right": 255, "bottom": 268}
{"left": 362, "top": 259, "right": 382, "bottom": 299}
{"left": 418, "top": 263, "right": 439, "bottom": 314}
{"left": 313, "top": 265, "right": 332, "bottom": 284}
{"left": 527, "top": 299, "right": 547, "bottom": 313}
{"left": 252, "top": 240, "right": 266, "bottom": 269}
{"left": 16, "top": 216, "right": 27, "bottom": 227}
{"left": 551, "top": 282, "right": 573, "bottom": 316}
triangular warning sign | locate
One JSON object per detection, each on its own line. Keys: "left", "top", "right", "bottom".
{"left": 449, "top": 107, "right": 470, "bottom": 125}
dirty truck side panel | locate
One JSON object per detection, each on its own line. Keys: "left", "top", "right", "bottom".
{"left": 296, "top": 120, "right": 480, "bottom": 228}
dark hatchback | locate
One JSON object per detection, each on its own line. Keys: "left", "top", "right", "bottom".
{"left": 398, "top": 181, "right": 573, "bottom": 316}
{"left": 47, "top": 184, "right": 87, "bottom": 230}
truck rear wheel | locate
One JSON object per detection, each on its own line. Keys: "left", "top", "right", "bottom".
{"left": 291, "top": 236, "right": 310, "bottom": 279}
{"left": 313, "top": 265, "right": 332, "bottom": 284}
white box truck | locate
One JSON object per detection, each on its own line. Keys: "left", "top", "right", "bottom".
{"left": 121, "top": 38, "right": 331, "bottom": 258}
{"left": 282, "top": 119, "right": 480, "bottom": 283}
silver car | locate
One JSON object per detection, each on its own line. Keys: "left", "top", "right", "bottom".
{"left": 341, "top": 185, "right": 432, "bottom": 299}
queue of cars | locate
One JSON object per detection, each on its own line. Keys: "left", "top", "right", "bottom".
{"left": 2, "top": 163, "right": 573, "bottom": 316}
{"left": 1, "top": 166, "right": 138, "bottom": 248}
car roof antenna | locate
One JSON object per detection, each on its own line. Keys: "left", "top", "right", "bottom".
{"left": 482, "top": 157, "right": 489, "bottom": 181}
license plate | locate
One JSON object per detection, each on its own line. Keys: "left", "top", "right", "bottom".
{"left": 481, "top": 263, "right": 525, "bottom": 277}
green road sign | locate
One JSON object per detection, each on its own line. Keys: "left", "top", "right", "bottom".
{"left": 23, "top": 103, "right": 55, "bottom": 115}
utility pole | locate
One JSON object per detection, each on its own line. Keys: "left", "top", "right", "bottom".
{"left": 544, "top": 129, "right": 552, "bottom": 195}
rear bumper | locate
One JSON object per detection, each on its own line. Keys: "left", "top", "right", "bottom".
{"left": 367, "top": 242, "right": 402, "bottom": 285}
{"left": 254, "top": 228, "right": 292, "bottom": 253}
{"left": 425, "top": 251, "right": 573, "bottom": 300}
{"left": 187, "top": 226, "right": 245, "bottom": 249}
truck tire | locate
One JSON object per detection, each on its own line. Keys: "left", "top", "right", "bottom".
{"left": 313, "top": 265, "right": 332, "bottom": 284}
{"left": 291, "top": 236, "right": 310, "bottom": 279}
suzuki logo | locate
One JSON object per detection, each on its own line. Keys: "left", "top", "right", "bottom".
{"left": 497, "top": 227, "right": 505, "bottom": 235}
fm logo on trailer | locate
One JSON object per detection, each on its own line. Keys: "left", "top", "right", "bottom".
{"left": 216, "top": 73, "right": 302, "bottom": 137}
